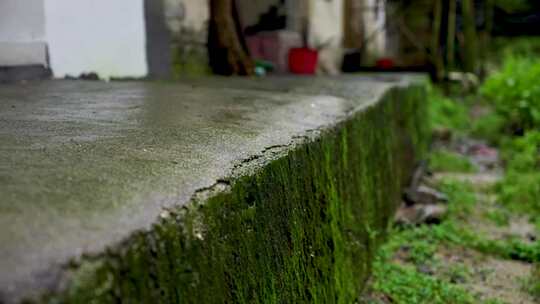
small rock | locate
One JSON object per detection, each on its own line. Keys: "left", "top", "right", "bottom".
{"left": 417, "top": 264, "right": 434, "bottom": 275}
{"left": 432, "top": 128, "right": 453, "bottom": 142}
{"left": 419, "top": 204, "right": 448, "bottom": 224}
{"left": 468, "top": 143, "right": 499, "bottom": 168}
{"left": 404, "top": 184, "right": 448, "bottom": 206}
{"left": 395, "top": 202, "right": 448, "bottom": 225}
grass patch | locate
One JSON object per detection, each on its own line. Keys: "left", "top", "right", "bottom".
{"left": 484, "top": 209, "right": 510, "bottom": 227}
{"left": 428, "top": 87, "right": 469, "bottom": 133}
{"left": 524, "top": 263, "right": 540, "bottom": 300}
{"left": 429, "top": 151, "right": 477, "bottom": 173}
{"left": 471, "top": 112, "right": 506, "bottom": 145}
{"left": 370, "top": 177, "right": 540, "bottom": 303}
{"left": 371, "top": 258, "right": 475, "bottom": 304}
{"left": 497, "top": 131, "right": 540, "bottom": 218}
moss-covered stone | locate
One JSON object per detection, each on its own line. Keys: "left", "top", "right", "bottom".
{"left": 41, "top": 85, "right": 428, "bottom": 304}
{"left": 172, "top": 44, "right": 210, "bottom": 77}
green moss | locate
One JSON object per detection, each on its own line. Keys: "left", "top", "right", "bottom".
{"left": 172, "top": 47, "right": 210, "bottom": 77}
{"left": 43, "top": 86, "right": 428, "bottom": 303}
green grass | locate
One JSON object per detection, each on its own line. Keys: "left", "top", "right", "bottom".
{"left": 428, "top": 87, "right": 469, "bottom": 133}
{"left": 429, "top": 150, "right": 477, "bottom": 173}
{"left": 484, "top": 209, "right": 510, "bottom": 227}
{"left": 371, "top": 258, "right": 475, "bottom": 304}
{"left": 370, "top": 176, "right": 540, "bottom": 303}
{"left": 368, "top": 182, "right": 469, "bottom": 303}
{"left": 392, "top": 48, "right": 540, "bottom": 302}
{"left": 471, "top": 112, "right": 506, "bottom": 145}
{"left": 496, "top": 131, "right": 540, "bottom": 220}
{"left": 526, "top": 264, "right": 540, "bottom": 300}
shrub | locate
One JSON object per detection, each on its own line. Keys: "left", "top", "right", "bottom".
{"left": 497, "top": 131, "right": 540, "bottom": 215}
{"left": 481, "top": 56, "right": 540, "bottom": 132}
{"left": 428, "top": 87, "right": 469, "bottom": 132}
{"left": 494, "top": 0, "right": 531, "bottom": 13}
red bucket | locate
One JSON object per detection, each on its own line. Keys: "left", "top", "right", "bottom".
{"left": 288, "top": 48, "right": 318, "bottom": 75}
{"left": 376, "top": 58, "right": 395, "bottom": 69}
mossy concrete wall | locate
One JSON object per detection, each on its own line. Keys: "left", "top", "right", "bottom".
{"left": 46, "top": 85, "right": 428, "bottom": 303}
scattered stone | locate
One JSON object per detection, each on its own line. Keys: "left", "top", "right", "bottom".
{"left": 467, "top": 143, "right": 499, "bottom": 169}
{"left": 432, "top": 127, "right": 453, "bottom": 142}
{"left": 397, "top": 162, "right": 449, "bottom": 225}
{"left": 447, "top": 71, "right": 479, "bottom": 91}
{"left": 404, "top": 184, "right": 448, "bottom": 206}
{"left": 417, "top": 264, "right": 434, "bottom": 276}
{"left": 430, "top": 172, "right": 501, "bottom": 187}
{"left": 395, "top": 201, "right": 448, "bottom": 225}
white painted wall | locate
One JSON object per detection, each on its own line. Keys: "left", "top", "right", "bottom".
{"left": 308, "top": 0, "right": 344, "bottom": 75}
{"left": 0, "top": 0, "right": 48, "bottom": 66}
{"left": 360, "top": 0, "right": 387, "bottom": 62}
{"left": 308, "top": 0, "right": 343, "bottom": 48}
{"left": 44, "top": 0, "right": 148, "bottom": 79}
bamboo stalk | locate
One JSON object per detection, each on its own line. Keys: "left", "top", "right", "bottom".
{"left": 462, "top": 0, "right": 477, "bottom": 73}
{"left": 447, "top": 0, "right": 457, "bottom": 70}
{"left": 431, "top": 0, "right": 444, "bottom": 80}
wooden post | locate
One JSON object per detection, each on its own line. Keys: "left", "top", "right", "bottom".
{"left": 431, "top": 0, "right": 444, "bottom": 80}
{"left": 446, "top": 0, "right": 457, "bottom": 70}
{"left": 462, "top": 0, "right": 477, "bottom": 73}
{"left": 481, "top": 0, "right": 495, "bottom": 77}
{"left": 343, "top": 0, "right": 363, "bottom": 49}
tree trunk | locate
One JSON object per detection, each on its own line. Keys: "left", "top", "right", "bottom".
{"left": 208, "top": 0, "right": 254, "bottom": 76}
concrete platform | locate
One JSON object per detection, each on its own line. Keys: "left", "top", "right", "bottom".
{"left": 0, "top": 75, "right": 428, "bottom": 303}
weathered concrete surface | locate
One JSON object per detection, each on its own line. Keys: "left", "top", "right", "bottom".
{"left": 0, "top": 75, "right": 428, "bottom": 303}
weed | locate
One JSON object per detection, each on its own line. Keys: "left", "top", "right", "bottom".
{"left": 429, "top": 151, "right": 477, "bottom": 173}
{"left": 471, "top": 112, "right": 506, "bottom": 144}
{"left": 497, "top": 131, "right": 540, "bottom": 217}
{"left": 444, "top": 264, "right": 472, "bottom": 284}
{"left": 527, "top": 263, "right": 540, "bottom": 300}
{"left": 485, "top": 209, "right": 510, "bottom": 227}
{"left": 371, "top": 260, "right": 475, "bottom": 304}
{"left": 428, "top": 87, "right": 470, "bottom": 133}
